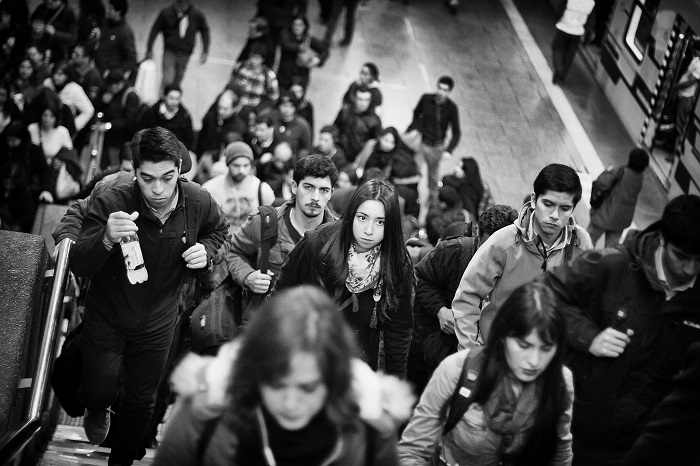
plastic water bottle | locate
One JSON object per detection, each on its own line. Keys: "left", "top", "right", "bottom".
{"left": 120, "top": 233, "right": 148, "bottom": 284}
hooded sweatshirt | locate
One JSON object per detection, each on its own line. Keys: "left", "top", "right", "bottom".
{"left": 452, "top": 204, "right": 592, "bottom": 350}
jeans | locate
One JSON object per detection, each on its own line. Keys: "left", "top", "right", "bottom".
{"left": 80, "top": 310, "right": 177, "bottom": 465}
{"left": 162, "top": 49, "right": 191, "bottom": 88}
{"left": 415, "top": 141, "right": 443, "bottom": 223}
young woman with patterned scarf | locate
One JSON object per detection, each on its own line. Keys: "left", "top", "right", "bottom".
{"left": 275, "top": 177, "right": 415, "bottom": 379}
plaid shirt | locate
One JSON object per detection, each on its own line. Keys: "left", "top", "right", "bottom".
{"left": 230, "top": 60, "right": 280, "bottom": 108}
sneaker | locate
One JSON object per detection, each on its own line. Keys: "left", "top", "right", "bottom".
{"left": 84, "top": 408, "right": 111, "bottom": 444}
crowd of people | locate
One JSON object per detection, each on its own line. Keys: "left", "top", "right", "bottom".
{"left": 2, "top": 1, "right": 699, "bottom": 465}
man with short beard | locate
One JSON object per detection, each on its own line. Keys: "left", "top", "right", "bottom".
{"left": 203, "top": 141, "right": 275, "bottom": 235}
{"left": 227, "top": 154, "right": 338, "bottom": 318}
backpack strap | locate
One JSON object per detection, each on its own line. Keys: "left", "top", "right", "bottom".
{"left": 457, "top": 236, "right": 477, "bottom": 278}
{"left": 257, "top": 205, "right": 278, "bottom": 274}
{"left": 442, "top": 346, "right": 485, "bottom": 434}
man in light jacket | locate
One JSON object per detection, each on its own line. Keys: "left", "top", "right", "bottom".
{"left": 452, "top": 163, "right": 592, "bottom": 350}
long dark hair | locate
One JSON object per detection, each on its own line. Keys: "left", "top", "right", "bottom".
{"left": 225, "top": 286, "right": 360, "bottom": 434}
{"left": 322, "top": 178, "right": 413, "bottom": 315}
{"left": 376, "top": 127, "right": 402, "bottom": 154}
{"left": 460, "top": 157, "right": 484, "bottom": 218}
{"left": 51, "top": 61, "right": 74, "bottom": 92}
{"left": 470, "top": 277, "right": 569, "bottom": 465}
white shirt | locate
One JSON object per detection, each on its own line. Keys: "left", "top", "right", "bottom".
{"left": 678, "top": 57, "right": 700, "bottom": 98}
{"left": 655, "top": 241, "right": 698, "bottom": 300}
{"left": 556, "top": 0, "right": 595, "bottom": 36}
{"left": 28, "top": 123, "right": 73, "bottom": 161}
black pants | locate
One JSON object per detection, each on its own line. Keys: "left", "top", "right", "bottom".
{"left": 572, "top": 435, "right": 627, "bottom": 466}
{"left": 324, "top": 0, "right": 359, "bottom": 44}
{"left": 551, "top": 30, "right": 582, "bottom": 81}
{"left": 79, "top": 311, "right": 176, "bottom": 465}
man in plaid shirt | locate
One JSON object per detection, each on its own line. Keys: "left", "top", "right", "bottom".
{"left": 229, "top": 42, "right": 279, "bottom": 112}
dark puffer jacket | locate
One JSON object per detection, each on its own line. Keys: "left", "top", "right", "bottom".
{"left": 547, "top": 225, "right": 700, "bottom": 449}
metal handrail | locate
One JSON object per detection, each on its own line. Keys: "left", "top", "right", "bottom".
{"left": 0, "top": 238, "right": 73, "bottom": 464}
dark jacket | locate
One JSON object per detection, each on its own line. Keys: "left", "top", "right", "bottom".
{"left": 70, "top": 178, "right": 228, "bottom": 330}
{"left": 140, "top": 101, "right": 195, "bottom": 151}
{"left": 32, "top": 3, "right": 78, "bottom": 62}
{"left": 102, "top": 86, "right": 141, "bottom": 148}
{"left": 147, "top": 4, "right": 210, "bottom": 56}
{"left": 589, "top": 167, "right": 644, "bottom": 231}
{"left": 256, "top": 0, "right": 308, "bottom": 30}
{"left": 334, "top": 107, "right": 382, "bottom": 162}
{"left": 407, "top": 94, "right": 461, "bottom": 153}
{"left": 547, "top": 226, "right": 700, "bottom": 449}
{"left": 95, "top": 18, "right": 138, "bottom": 75}
{"left": 226, "top": 200, "right": 335, "bottom": 310}
{"left": 197, "top": 111, "right": 247, "bottom": 156}
{"left": 275, "top": 222, "right": 414, "bottom": 377}
{"left": 277, "top": 29, "right": 328, "bottom": 89}
{"left": 414, "top": 236, "right": 477, "bottom": 338}
{"left": 622, "top": 342, "right": 700, "bottom": 466}
{"left": 273, "top": 113, "right": 311, "bottom": 157}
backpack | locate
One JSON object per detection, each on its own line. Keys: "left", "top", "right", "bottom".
{"left": 590, "top": 167, "right": 624, "bottom": 209}
{"left": 442, "top": 346, "right": 485, "bottom": 434}
{"left": 422, "top": 237, "right": 478, "bottom": 369}
{"left": 191, "top": 184, "right": 277, "bottom": 352}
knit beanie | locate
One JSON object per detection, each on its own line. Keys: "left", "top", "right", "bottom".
{"left": 224, "top": 142, "right": 254, "bottom": 165}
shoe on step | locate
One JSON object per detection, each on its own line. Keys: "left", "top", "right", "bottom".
{"left": 84, "top": 408, "right": 111, "bottom": 444}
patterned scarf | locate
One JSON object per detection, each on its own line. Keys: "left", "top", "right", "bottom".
{"left": 345, "top": 243, "right": 381, "bottom": 294}
{"left": 345, "top": 243, "right": 382, "bottom": 328}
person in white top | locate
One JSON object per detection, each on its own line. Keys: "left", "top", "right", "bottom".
{"left": 551, "top": 0, "right": 595, "bottom": 85}
{"left": 43, "top": 61, "right": 94, "bottom": 133}
{"left": 28, "top": 97, "right": 73, "bottom": 163}
{"left": 28, "top": 97, "right": 75, "bottom": 204}
{"left": 675, "top": 40, "right": 700, "bottom": 154}
{"left": 203, "top": 141, "right": 275, "bottom": 235}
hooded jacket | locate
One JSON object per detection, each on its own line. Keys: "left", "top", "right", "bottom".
{"left": 153, "top": 340, "right": 414, "bottom": 465}
{"left": 547, "top": 225, "right": 700, "bottom": 449}
{"left": 452, "top": 204, "right": 592, "bottom": 350}
{"left": 589, "top": 166, "right": 644, "bottom": 231}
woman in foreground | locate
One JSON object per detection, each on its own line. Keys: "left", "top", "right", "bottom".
{"left": 154, "top": 286, "right": 413, "bottom": 465}
{"left": 399, "top": 278, "right": 574, "bottom": 466}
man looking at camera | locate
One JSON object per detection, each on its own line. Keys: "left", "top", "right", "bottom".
{"left": 70, "top": 127, "right": 227, "bottom": 465}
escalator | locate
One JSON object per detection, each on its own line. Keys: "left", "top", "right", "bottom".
{"left": 0, "top": 115, "right": 157, "bottom": 465}
{"left": 0, "top": 226, "right": 159, "bottom": 466}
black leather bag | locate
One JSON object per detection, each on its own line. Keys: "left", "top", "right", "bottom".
{"left": 190, "top": 275, "right": 239, "bottom": 354}
{"left": 50, "top": 323, "right": 86, "bottom": 417}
